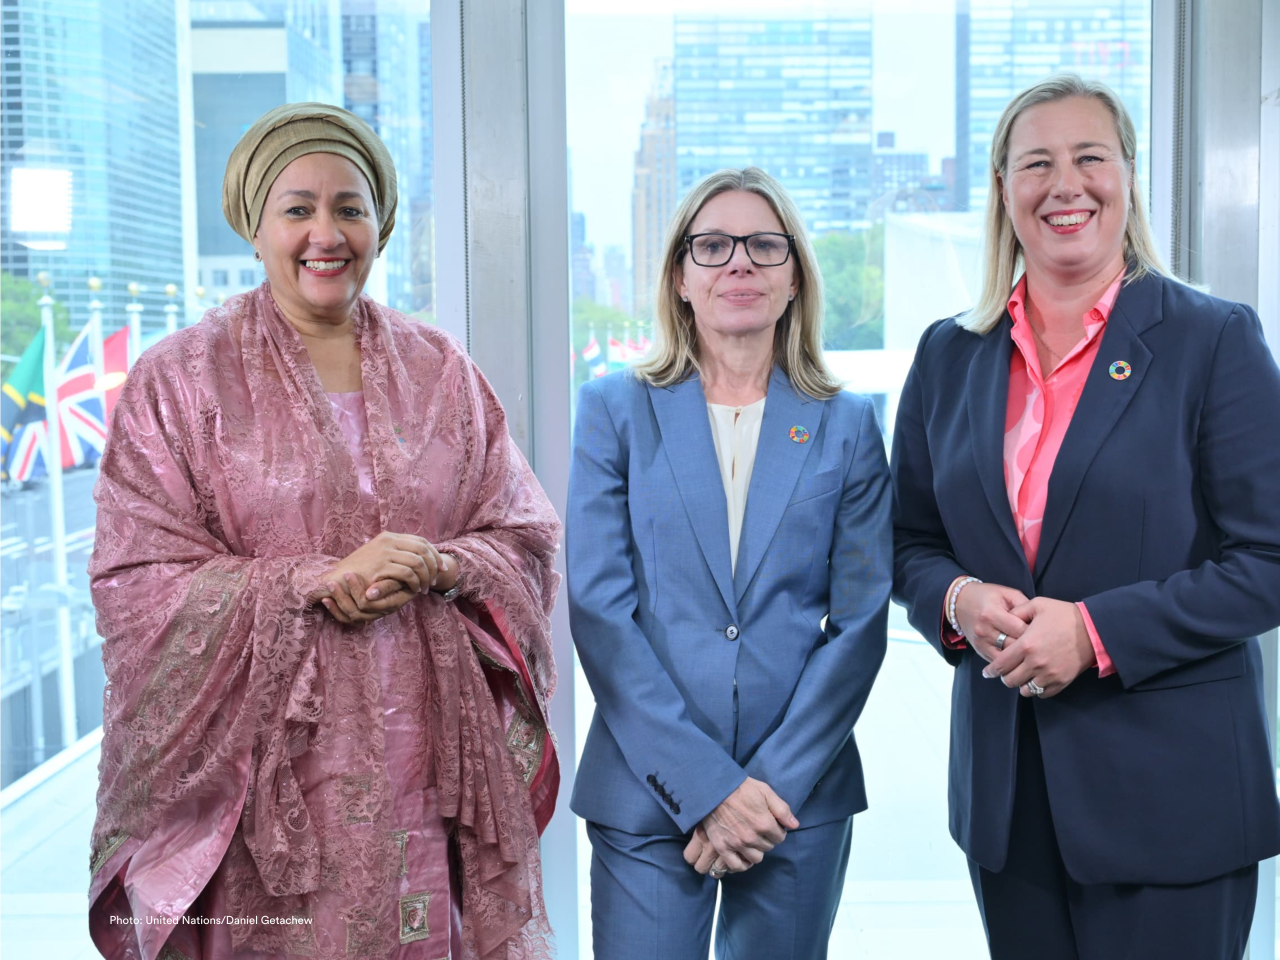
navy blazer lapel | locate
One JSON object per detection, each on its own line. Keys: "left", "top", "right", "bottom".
{"left": 965, "top": 318, "right": 1027, "bottom": 569}
{"left": 648, "top": 375, "right": 738, "bottom": 618}
{"left": 734, "top": 367, "right": 817, "bottom": 602}
{"left": 1033, "top": 273, "right": 1161, "bottom": 580}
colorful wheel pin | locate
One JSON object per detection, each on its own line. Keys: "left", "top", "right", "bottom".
{"left": 1109, "top": 361, "right": 1132, "bottom": 381}
{"left": 789, "top": 425, "right": 809, "bottom": 444}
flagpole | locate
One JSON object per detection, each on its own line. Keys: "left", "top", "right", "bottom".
{"left": 37, "top": 272, "right": 77, "bottom": 749}
{"left": 87, "top": 277, "right": 106, "bottom": 405}
{"left": 126, "top": 281, "right": 144, "bottom": 363}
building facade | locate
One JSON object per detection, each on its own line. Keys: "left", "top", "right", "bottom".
{"left": 956, "top": 0, "right": 1151, "bottom": 211}
{"left": 341, "top": 0, "right": 430, "bottom": 315}
{"left": 1, "top": 0, "right": 189, "bottom": 332}
{"left": 631, "top": 58, "right": 675, "bottom": 318}
{"left": 191, "top": 0, "right": 344, "bottom": 305}
{"left": 672, "top": 12, "right": 874, "bottom": 234}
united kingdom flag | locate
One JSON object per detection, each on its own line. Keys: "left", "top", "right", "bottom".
{"left": 11, "top": 324, "right": 108, "bottom": 480}
{"left": 55, "top": 323, "right": 108, "bottom": 468}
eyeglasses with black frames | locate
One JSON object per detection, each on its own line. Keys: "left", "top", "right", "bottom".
{"left": 684, "top": 232, "right": 795, "bottom": 268}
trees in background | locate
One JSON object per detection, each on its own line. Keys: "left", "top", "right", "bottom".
{"left": 1, "top": 272, "right": 73, "bottom": 381}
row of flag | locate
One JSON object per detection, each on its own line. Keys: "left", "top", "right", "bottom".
{"left": 1, "top": 324, "right": 132, "bottom": 483}
{"left": 3, "top": 320, "right": 652, "bottom": 481}
{"left": 577, "top": 333, "right": 651, "bottom": 379}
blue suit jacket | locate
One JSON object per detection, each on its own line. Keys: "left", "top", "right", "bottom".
{"left": 567, "top": 366, "right": 892, "bottom": 836}
{"left": 892, "top": 270, "right": 1280, "bottom": 885}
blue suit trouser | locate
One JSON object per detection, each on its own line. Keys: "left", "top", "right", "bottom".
{"left": 587, "top": 816, "right": 853, "bottom": 960}
{"left": 969, "top": 699, "right": 1258, "bottom": 960}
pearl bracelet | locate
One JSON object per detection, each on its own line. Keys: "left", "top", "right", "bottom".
{"left": 948, "top": 576, "right": 982, "bottom": 637}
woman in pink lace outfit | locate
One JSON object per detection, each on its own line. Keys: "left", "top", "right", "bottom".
{"left": 87, "top": 103, "right": 560, "bottom": 960}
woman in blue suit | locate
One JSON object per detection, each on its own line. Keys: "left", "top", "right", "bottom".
{"left": 892, "top": 75, "right": 1280, "bottom": 958}
{"left": 566, "top": 167, "right": 892, "bottom": 959}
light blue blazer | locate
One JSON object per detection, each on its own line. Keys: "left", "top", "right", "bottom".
{"left": 567, "top": 365, "right": 892, "bottom": 836}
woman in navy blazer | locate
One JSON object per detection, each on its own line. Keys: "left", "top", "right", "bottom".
{"left": 892, "top": 74, "right": 1280, "bottom": 959}
{"left": 566, "top": 167, "right": 892, "bottom": 959}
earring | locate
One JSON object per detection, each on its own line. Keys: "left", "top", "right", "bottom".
{"left": 253, "top": 250, "right": 262, "bottom": 262}
{"left": 682, "top": 295, "right": 688, "bottom": 302}
{"left": 788, "top": 294, "right": 794, "bottom": 301}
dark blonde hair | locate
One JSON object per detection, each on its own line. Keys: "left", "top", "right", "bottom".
{"left": 634, "top": 167, "right": 841, "bottom": 399}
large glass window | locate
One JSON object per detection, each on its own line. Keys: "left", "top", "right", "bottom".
{"left": 566, "top": 1, "right": 1151, "bottom": 955}
{"left": 0, "top": 1, "right": 433, "bottom": 954}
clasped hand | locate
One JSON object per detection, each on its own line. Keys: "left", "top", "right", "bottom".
{"left": 954, "top": 583, "right": 1095, "bottom": 698}
{"left": 313, "top": 531, "right": 447, "bottom": 625}
{"left": 682, "top": 777, "right": 799, "bottom": 876}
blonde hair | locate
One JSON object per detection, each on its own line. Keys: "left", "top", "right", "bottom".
{"left": 960, "top": 74, "right": 1174, "bottom": 334}
{"left": 634, "top": 167, "right": 841, "bottom": 399}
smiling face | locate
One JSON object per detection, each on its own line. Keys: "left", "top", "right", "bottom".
{"left": 253, "top": 152, "right": 378, "bottom": 326}
{"left": 1001, "top": 95, "right": 1131, "bottom": 282}
{"left": 676, "top": 189, "right": 798, "bottom": 343}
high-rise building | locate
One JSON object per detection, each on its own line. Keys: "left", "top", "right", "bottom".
{"left": 956, "top": 0, "right": 1150, "bottom": 211}
{"left": 602, "top": 245, "right": 631, "bottom": 314}
{"left": 571, "top": 212, "right": 596, "bottom": 304}
{"left": 873, "top": 151, "right": 930, "bottom": 202}
{"left": 631, "top": 58, "right": 675, "bottom": 318}
{"left": 672, "top": 12, "right": 874, "bottom": 234}
{"left": 341, "top": 0, "right": 430, "bottom": 315}
{"left": 191, "top": 1, "right": 344, "bottom": 304}
{"left": 1, "top": 0, "right": 190, "bottom": 329}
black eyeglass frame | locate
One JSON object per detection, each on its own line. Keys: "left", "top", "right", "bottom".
{"left": 683, "top": 232, "right": 796, "bottom": 268}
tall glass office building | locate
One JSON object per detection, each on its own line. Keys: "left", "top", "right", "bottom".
{"left": 1, "top": 0, "right": 187, "bottom": 326}
{"left": 342, "top": 0, "right": 431, "bottom": 315}
{"left": 672, "top": 12, "right": 874, "bottom": 234}
{"left": 957, "top": 0, "right": 1151, "bottom": 211}
{"left": 191, "top": 0, "right": 344, "bottom": 304}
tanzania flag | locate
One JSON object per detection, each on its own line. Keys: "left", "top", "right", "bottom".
{"left": 1, "top": 327, "right": 46, "bottom": 482}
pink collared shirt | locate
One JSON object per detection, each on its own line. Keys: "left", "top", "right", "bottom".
{"left": 945, "top": 271, "right": 1123, "bottom": 677}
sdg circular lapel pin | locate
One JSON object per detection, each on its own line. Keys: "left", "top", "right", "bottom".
{"left": 789, "top": 425, "right": 810, "bottom": 444}
{"left": 1109, "top": 361, "right": 1132, "bottom": 381}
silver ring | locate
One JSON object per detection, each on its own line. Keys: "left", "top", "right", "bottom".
{"left": 1025, "top": 679, "right": 1045, "bottom": 697}
{"left": 995, "top": 632, "right": 1007, "bottom": 651}
{"left": 709, "top": 864, "right": 726, "bottom": 880}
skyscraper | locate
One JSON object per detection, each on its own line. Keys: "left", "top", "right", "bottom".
{"left": 1, "top": 0, "right": 190, "bottom": 329}
{"left": 957, "top": 0, "right": 1150, "bottom": 211}
{"left": 631, "top": 59, "right": 675, "bottom": 318}
{"left": 191, "top": 0, "right": 344, "bottom": 303}
{"left": 672, "top": 12, "right": 874, "bottom": 234}
{"left": 341, "top": 0, "right": 430, "bottom": 315}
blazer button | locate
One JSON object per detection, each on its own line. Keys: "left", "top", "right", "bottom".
{"left": 725, "top": 624, "right": 739, "bottom": 641}
{"left": 646, "top": 774, "right": 658, "bottom": 786}
{"left": 671, "top": 803, "right": 681, "bottom": 815}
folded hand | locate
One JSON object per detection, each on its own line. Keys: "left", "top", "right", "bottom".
{"left": 683, "top": 777, "right": 799, "bottom": 875}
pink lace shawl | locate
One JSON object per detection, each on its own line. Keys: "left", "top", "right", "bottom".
{"left": 87, "top": 285, "right": 560, "bottom": 959}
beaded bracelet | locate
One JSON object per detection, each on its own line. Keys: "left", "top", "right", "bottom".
{"left": 947, "top": 576, "right": 982, "bottom": 637}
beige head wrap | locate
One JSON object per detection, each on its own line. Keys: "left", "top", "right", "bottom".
{"left": 222, "top": 102, "right": 398, "bottom": 254}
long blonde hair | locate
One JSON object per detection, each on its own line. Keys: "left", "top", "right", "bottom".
{"left": 634, "top": 167, "right": 841, "bottom": 399}
{"left": 961, "top": 74, "right": 1174, "bottom": 334}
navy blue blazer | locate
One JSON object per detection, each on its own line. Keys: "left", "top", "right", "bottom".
{"left": 892, "top": 270, "right": 1280, "bottom": 886}
{"left": 567, "top": 366, "right": 891, "bottom": 836}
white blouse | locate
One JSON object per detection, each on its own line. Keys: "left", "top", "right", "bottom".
{"left": 706, "top": 397, "right": 767, "bottom": 574}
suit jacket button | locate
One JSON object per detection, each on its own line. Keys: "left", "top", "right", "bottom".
{"left": 646, "top": 774, "right": 658, "bottom": 786}
{"left": 671, "top": 803, "right": 681, "bottom": 815}
{"left": 725, "top": 624, "right": 739, "bottom": 641}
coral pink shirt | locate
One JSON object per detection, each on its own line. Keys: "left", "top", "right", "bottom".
{"left": 945, "top": 271, "right": 1123, "bottom": 677}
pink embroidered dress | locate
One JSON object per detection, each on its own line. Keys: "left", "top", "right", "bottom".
{"left": 87, "top": 285, "right": 560, "bottom": 960}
